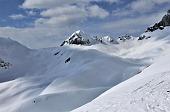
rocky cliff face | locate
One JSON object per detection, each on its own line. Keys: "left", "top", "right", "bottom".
{"left": 146, "top": 10, "right": 170, "bottom": 32}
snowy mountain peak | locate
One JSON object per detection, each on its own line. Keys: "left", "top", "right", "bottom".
{"left": 102, "top": 36, "right": 119, "bottom": 44}
{"left": 60, "top": 30, "right": 120, "bottom": 46}
{"left": 70, "top": 30, "right": 91, "bottom": 40}
{"left": 60, "top": 30, "right": 91, "bottom": 46}
{"left": 74, "top": 30, "right": 85, "bottom": 35}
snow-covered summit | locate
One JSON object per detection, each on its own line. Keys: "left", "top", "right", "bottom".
{"left": 60, "top": 30, "right": 120, "bottom": 46}
{"left": 60, "top": 30, "right": 92, "bottom": 46}
{"left": 101, "top": 36, "right": 119, "bottom": 44}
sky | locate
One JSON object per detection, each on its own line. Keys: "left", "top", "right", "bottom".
{"left": 0, "top": 0, "right": 169, "bottom": 48}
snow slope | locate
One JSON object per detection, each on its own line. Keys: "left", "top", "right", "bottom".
{"left": 72, "top": 49, "right": 170, "bottom": 112}
{"left": 17, "top": 48, "right": 145, "bottom": 112}
{"left": 0, "top": 27, "right": 170, "bottom": 112}
{"left": 72, "top": 28, "right": 170, "bottom": 112}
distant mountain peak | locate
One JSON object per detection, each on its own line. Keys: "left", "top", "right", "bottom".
{"left": 60, "top": 30, "right": 120, "bottom": 46}
{"left": 60, "top": 30, "right": 91, "bottom": 46}
{"left": 74, "top": 30, "right": 84, "bottom": 35}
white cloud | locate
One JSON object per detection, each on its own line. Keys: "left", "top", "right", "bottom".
{"left": 0, "top": 10, "right": 167, "bottom": 49}
{"left": 130, "top": 0, "right": 170, "bottom": 13}
{"left": 35, "top": 5, "right": 109, "bottom": 27}
{"left": 9, "top": 14, "right": 26, "bottom": 20}
{"left": 130, "top": 0, "right": 154, "bottom": 13}
{"left": 41, "top": 5, "right": 86, "bottom": 17}
{"left": 22, "top": 0, "right": 64, "bottom": 8}
{"left": 22, "top": 0, "right": 90, "bottom": 8}
{"left": 36, "top": 5, "right": 86, "bottom": 27}
{"left": 26, "top": 10, "right": 37, "bottom": 16}
{"left": 0, "top": 0, "right": 111, "bottom": 49}
{"left": 21, "top": 0, "right": 110, "bottom": 33}
{"left": 41, "top": 4, "right": 109, "bottom": 19}
{"left": 35, "top": 5, "right": 86, "bottom": 26}
{"left": 35, "top": 15, "right": 84, "bottom": 27}
{"left": 102, "top": 11, "right": 164, "bottom": 35}
{"left": 112, "top": 8, "right": 130, "bottom": 17}
{"left": 88, "top": 5, "right": 109, "bottom": 19}
{"left": 151, "top": 0, "right": 170, "bottom": 4}
{"left": 112, "top": 0, "right": 170, "bottom": 17}
{"left": 2, "top": 0, "right": 167, "bottom": 49}
{"left": 106, "top": 0, "right": 120, "bottom": 3}
{"left": 22, "top": 0, "right": 120, "bottom": 9}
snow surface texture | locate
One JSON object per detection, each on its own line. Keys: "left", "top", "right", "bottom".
{"left": 0, "top": 27, "right": 170, "bottom": 112}
{"left": 73, "top": 46, "right": 170, "bottom": 112}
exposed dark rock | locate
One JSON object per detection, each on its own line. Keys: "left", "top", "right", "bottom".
{"left": 54, "top": 51, "right": 60, "bottom": 56}
{"left": 61, "top": 30, "right": 91, "bottom": 46}
{"left": 65, "top": 57, "right": 71, "bottom": 63}
{"left": 146, "top": 10, "right": 170, "bottom": 32}
{"left": 138, "top": 35, "right": 146, "bottom": 40}
{"left": 118, "top": 34, "right": 132, "bottom": 41}
{"left": 0, "top": 58, "right": 11, "bottom": 69}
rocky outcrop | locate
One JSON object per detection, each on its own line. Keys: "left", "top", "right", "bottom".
{"left": 117, "top": 34, "right": 132, "bottom": 42}
{"left": 0, "top": 58, "right": 11, "bottom": 69}
{"left": 146, "top": 10, "right": 170, "bottom": 32}
{"left": 138, "top": 35, "right": 151, "bottom": 40}
{"left": 60, "top": 30, "right": 91, "bottom": 46}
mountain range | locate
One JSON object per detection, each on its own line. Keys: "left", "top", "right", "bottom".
{"left": 0, "top": 14, "right": 170, "bottom": 112}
